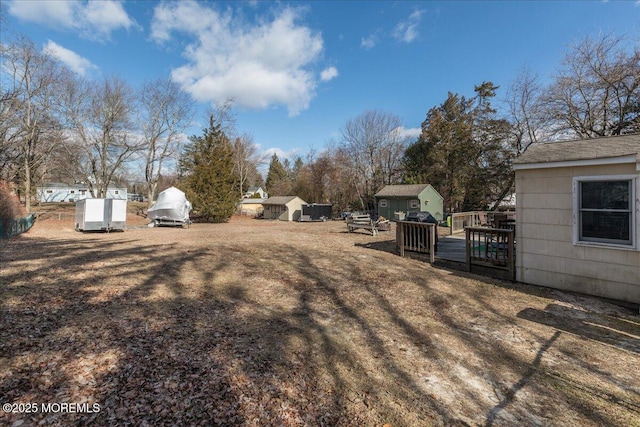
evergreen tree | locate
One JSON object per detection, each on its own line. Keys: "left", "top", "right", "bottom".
{"left": 265, "top": 153, "right": 289, "bottom": 195}
{"left": 180, "top": 115, "right": 237, "bottom": 223}
{"left": 469, "top": 82, "right": 514, "bottom": 210}
{"left": 402, "top": 83, "right": 513, "bottom": 212}
{"left": 403, "top": 92, "right": 474, "bottom": 212}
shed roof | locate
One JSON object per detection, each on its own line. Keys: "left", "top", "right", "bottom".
{"left": 375, "top": 184, "right": 431, "bottom": 198}
{"left": 514, "top": 134, "right": 640, "bottom": 166}
{"left": 262, "top": 196, "right": 299, "bottom": 205}
{"left": 241, "top": 198, "right": 266, "bottom": 205}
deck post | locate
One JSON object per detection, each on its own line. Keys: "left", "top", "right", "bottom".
{"left": 398, "top": 222, "right": 405, "bottom": 257}
{"left": 465, "top": 228, "right": 471, "bottom": 272}
{"left": 508, "top": 230, "right": 515, "bottom": 281}
{"left": 429, "top": 223, "right": 435, "bottom": 263}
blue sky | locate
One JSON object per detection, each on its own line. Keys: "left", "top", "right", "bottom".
{"left": 4, "top": 0, "right": 640, "bottom": 166}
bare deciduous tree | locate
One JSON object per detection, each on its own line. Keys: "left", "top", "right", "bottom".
{"left": 504, "top": 67, "right": 550, "bottom": 154}
{"left": 544, "top": 33, "right": 640, "bottom": 138}
{"left": 232, "top": 133, "right": 266, "bottom": 198}
{"left": 62, "top": 75, "right": 142, "bottom": 198}
{"left": 138, "top": 77, "right": 193, "bottom": 206}
{"left": 0, "top": 36, "right": 66, "bottom": 212}
{"left": 339, "top": 110, "right": 408, "bottom": 210}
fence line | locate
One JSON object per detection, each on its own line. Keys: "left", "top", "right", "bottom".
{"left": 32, "top": 211, "right": 76, "bottom": 221}
{"left": 0, "top": 214, "right": 36, "bottom": 238}
{"left": 396, "top": 221, "right": 436, "bottom": 263}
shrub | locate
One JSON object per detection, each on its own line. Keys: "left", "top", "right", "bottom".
{"left": 0, "top": 181, "right": 23, "bottom": 224}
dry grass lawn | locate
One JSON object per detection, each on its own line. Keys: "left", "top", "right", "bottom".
{"left": 1, "top": 211, "right": 639, "bottom": 426}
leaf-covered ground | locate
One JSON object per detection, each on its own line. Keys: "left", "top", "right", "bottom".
{"left": 1, "top": 215, "right": 639, "bottom": 426}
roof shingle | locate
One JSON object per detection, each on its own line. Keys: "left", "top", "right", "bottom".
{"left": 514, "top": 134, "right": 640, "bottom": 165}
{"left": 262, "top": 196, "right": 299, "bottom": 205}
{"left": 375, "top": 184, "right": 430, "bottom": 198}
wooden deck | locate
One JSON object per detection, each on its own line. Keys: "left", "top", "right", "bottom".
{"left": 435, "top": 235, "right": 467, "bottom": 263}
{"left": 394, "top": 225, "right": 516, "bottom": 281}
{"left": 432, "top": 230, "right": 516, "bottom": 282}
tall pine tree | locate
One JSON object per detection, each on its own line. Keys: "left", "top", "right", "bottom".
{"left": 265, "top": 153, "right": 289, "bottom": 196}
{"left": 403, "top": 83, "right": 513, "bottom": 212}
{"left": 403, "top": 92, "right": 474, "bottom": 212}
{"left": 180, "top": 115, "right": 237, "bottom": 222}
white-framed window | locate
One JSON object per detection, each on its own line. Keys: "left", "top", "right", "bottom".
{"left": 573, "top": 175, "right": 637, "bottom": 249}
{"left": 409, "top": 199, "right": 420, "bottom": 209}
{"left": 114, "top": 190, "right": 119, "bottom": 194}
{"left": 379, "top": 199, "right": 388, "bottom": 208}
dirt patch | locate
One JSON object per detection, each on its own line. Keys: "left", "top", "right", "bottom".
{"left": 1, "top": 214, "right": 639, "bottom": 426}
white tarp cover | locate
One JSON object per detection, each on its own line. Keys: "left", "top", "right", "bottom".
{"left": 147, "top": 187, "right": 192, "bottom": 223}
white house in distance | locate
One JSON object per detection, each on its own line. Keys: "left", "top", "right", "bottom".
{"left": 244, "top": 186, "right": 268, "bottom": 199}
{"left": 262, "top": 196, "right": 307, "bottom": 221}
{"left": 513, "top": 134, "right": 640, "bottom": 305}
{"left": 37, "top": 183, "right": 127, "bottom": 203}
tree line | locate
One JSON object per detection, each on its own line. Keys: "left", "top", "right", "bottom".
{"left": 264, "top": 33, "right": 639, "bottom": 214}
{"left": 0, "top": 33, "right": 263, "bottom": 219}
{"left": 2, "top": 28, "right": 638, "bottom": 221}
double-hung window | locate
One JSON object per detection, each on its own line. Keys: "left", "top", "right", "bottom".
{"left": 574, "top": 175, "right": 636, "bottom": 248}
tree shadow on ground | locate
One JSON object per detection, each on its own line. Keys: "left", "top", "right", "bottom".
{"left": 1, "top": 233, "right": 463, "bottom": 425}
{"left": 518, "top": 304, "right": 640, "bottom": 355}
{"left": 356, "top": 234, "right": 640, "bottom": 425}
{"left": 1, "top": 228, "right": 639, "bottom": 426}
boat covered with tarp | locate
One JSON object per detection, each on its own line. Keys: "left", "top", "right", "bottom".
{"left": 147, "top": 187, "right": 192, "bottom": 227}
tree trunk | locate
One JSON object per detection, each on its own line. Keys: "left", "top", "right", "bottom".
{"left": 24, "top": 153, "right": 31, "bottom": 213}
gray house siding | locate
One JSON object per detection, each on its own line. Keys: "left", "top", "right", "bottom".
{"left": 513, "top": 135, "right": 640, "bottom": 305}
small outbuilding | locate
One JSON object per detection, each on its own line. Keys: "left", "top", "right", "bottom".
{"left": 513, "top": 134, "right": 640, "bottom": 305}
{"left": 375, "top": 184, "right": 444, "bottom": 221}
{"left": 300, "top": 203, "right": 332, "bottom": 221}
{"left": 262, "top": 196, "right": 307, "bottom": 221}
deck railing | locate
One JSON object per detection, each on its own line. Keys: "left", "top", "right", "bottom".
{"left": 450, "top": 211, "right": 486, "bottom": 235}
{"left": 450, "top": 211, "right": 516, "bottom": 235}
{"left": 465, "top": 227, "right": 515, "bottom": 281}
{"left": 396, "top": 221, "right": 436, "bottom": 263}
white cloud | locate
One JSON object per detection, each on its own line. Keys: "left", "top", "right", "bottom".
{"left": 262, "top": 147, "right": 299, "bottom": 162}
{"left": 42, "top": 40, "right": 98, "bottom": 76}
{"left": 81, "top": 1, "right": 136, "bottom": 38}
{"left": 320, "top": 66, "right": 338, "bottom": 82}
{"left": 8, "top": 0, "right": 137, "bottom": 41}
{"left": 396, "top": 126, "right": 421, "bottom": 141}
{"left": 392, "top": 9, "right": 424, "bottom": 43}
{"left": 151, "top": 2, "right": 326, "bottom": 116}
{"left": 8, "top": 0, "right": 75, "bottom": 27}
{"left": 361, "top": 34, "right": 377, "bottom": 49}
